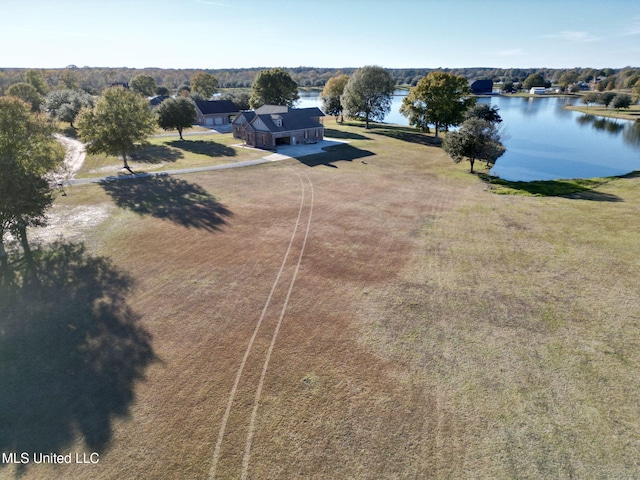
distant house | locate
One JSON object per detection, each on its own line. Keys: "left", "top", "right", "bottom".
{"left": 471, "top": 79, "right": 493, "bottom": 95}
{"left": 195, "top": 100, "right": 239, "bottom": 127}
{"left": 529, "top": 87, "right": 546, "bottom": 95}
{"left": 149, "top": 95, "right": 170, "bottom": 107}
{"left": 232, "top": 105, "right": 325, "bottom": 149}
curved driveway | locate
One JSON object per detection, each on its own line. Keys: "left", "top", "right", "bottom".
{"left": 68, "top": 138, "right": 347, "bottom": 185}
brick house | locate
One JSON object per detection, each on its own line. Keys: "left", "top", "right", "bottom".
{"left": 232, "top": 105, "right": 325, "bottom": 149}
{"left": 195, "top": 100, "right": 239, "bottom": 127}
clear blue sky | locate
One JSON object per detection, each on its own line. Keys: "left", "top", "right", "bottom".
{"left": 2, "top": 0, "right": 639, "bottom": 69}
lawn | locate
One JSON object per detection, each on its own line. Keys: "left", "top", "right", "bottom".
{"left": 77, "top": 132, "right": 267, "bottom": 178}
{"left": 3, "top": 117, "right": 640, "bottom": 479}
{"left": 565, "top": 102, "right": 640, "bottom": 122}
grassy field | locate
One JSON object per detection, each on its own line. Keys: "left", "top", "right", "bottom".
{"left": 77, "top": 133, "right": 267, "bottom": 178}
{"left": 2, "top": 118, "right": 640, "bottom": 479}
{"left": 565, "top": 103, "right": 640, "bottom": 122}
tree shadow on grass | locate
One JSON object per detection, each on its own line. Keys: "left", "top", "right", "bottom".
{"left": 167, "top": 139, "right": 236, "bottom": 158}
{"left": 133, "top": 144, "right": 184, "bottom": 164}
{"left": 297, "top": 144, "right": 375, "bottom": 168}
{"left": 0, "top": 242, "right": 155, "bottom": 474}
{"left": 370, "top": 124, "right": 439, "bottom": 146}
{"left": 478, "top": 173, "right": 623, "bottom": 202}
{"left": 100, "top": 175, "right": 233, "bottom": 231}
{"left": 324, "top": 128, "right": 371, "bottom": 140}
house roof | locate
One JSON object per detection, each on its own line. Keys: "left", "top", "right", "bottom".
{"left": 255, "top": 105, "right": 289, "bottom": 114}
{"left": 234, "top": 106, "right": 324, "bottom": 133}
{"left": 150, "top": 95, "right": 170, "bottom": 106}
{"left": 195, "top": 100, "right": 238, "bottom": 115}
{"left": 470, "top": 80, "right": 493, "bottom": 93}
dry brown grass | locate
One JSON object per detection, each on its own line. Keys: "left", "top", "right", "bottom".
{"left": 4, "top": 118, "right": 640, "bottom": 479}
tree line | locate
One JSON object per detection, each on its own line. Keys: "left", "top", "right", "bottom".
{"left": 2, "top": 65, "right": 639, "bottom": 96}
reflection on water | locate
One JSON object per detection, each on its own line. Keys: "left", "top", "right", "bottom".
{"left": 298, "top": 91, "right": 640, "bottom": 181}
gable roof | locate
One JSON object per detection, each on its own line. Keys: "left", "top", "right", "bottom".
{"left": 195, "top": 100, "right": 238, "bottom": 115}
{"left": 233, "top": 106, "right": 324, "bottom": 133}
{"left": 470, "top": 79, "right": 493, "bottom": 93}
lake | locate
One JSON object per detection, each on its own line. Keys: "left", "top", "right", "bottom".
{"left": 298, "top": 90, "right": 640, "bottom": 182}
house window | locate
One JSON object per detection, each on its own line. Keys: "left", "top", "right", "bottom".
{"left": 276, "top": 119, "right": 282, "bottom": 127}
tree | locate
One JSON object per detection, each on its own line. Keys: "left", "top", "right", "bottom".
{"left": 320, "top": 74, "right": 349, "bottom": 122}
{"left": 249, "top": 68, "right": 299, "bottom": 109}
{"left": 6, "top": 82, "right": 42, "bottom": 111}
{"left": 465, "top": 103, "right": 502, "bottom": 124}
{"left": 156, "top": 97, "right": 197, "bottom": 140}
{"left": 191, "top": 72, "right": 219, "bottom": 99}
{"left": 522, "top": 73, "right": 547, "bottom": 89}
{"left": 632, "top": 79, "right": 640, "bottom": 103}
{"left": 0, "top": 97, "right": 65, "bottom": 280}
{"left": 442, "top": 118, "right": 505, "bottom": 174}
{"left": 220, "top": 91, "right": 250, "bottom": 110}
{"left": 558, "top": 70, "right": 579, "bottom": 92}
{"left": 76, "top": 86, "right": 156, "bottom": 172}
{"left": 42, "top": 89, "right": 95, "bottom": 128}
{"left": 599, "top": 91, "right": 617, "bottom": 109}
{"left": 341, "top": 66, "right": 394, "bottom": 129}
{"left": 612, "top": 93, "right": 632, "bottom": 113}
{"left": 59, "top": 68, "right": 81, "bottom": 90}
{"left": 581, "top": 92, "right": 600, "bottom": 108}
{"left": 24, "top": 69, "right": 49, "bottom": 96}
{"left": 130, "top": 74, "right": 158, "bottom": 97}
{"left": 400, "top": 71, "right": 475, "bottom": 139}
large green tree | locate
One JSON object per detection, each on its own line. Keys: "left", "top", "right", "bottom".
{"left": 442, "top": 118, "right": 505, "bottom": 174}
{"left": 599, "top": 91, "right": 617, "bottom": 109}
{"left": 24, "top": 69, "right": 49, "bottom": 96}
{"left": 191, "top": 72, "right": 219, "bottom": 99}
{"left": 156, "top": 97, "right": 197, "bottom": 140}
{"left": 76, "top": 86, "right": 156, "bottom": 172}
{"left": 400, "top": 72, "right": 475, "bottom": 139}
{"left": 523, "top": 73, "right": 547, "bottom": 89}
{"left": 130, "top": 74, "right": 158, "bottom": 97}
{"left": 341, "top": 66, "right": 394, "bottom": 129}
{"left": 320, "top": 74, "right": 349, "bottom": 122}
{"left": 249, "top": 68, "right": 299, "bottom": 109}
{"left": 0, "top": 97, "right": 65, "bottom": 279}
{"left": 42, "top": 89, "right": 95, "bottom": 128}
{"left": 6, "top": 82, "right": 42, "bottom": 112}
{"left": 612, "top": 93, "right": 632, "bottom": 113}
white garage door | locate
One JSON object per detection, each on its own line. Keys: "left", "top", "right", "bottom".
{"left": 215, "top": 117, "right": 223, "bottom": 125}
{"left": 205, "top": 118, "right": 214, "bottom": 126}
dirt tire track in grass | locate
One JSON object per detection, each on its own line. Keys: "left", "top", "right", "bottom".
{"left": 209, "top": 167, "right": 314, "bottom": 480}
{"left": 240, "top": 169, "right": 314, "bottom": 480}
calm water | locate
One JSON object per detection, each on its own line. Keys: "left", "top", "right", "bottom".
{"left": 298, "top": 90, "right": 640, "bottom": 181}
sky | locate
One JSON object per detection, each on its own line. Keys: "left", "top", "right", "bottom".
{"left": 2, "top": 0, "right": 639, "bottom": 70}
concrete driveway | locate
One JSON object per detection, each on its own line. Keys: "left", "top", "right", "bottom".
{"left": 268, "top": 138, "right": 348, "bottom": 159}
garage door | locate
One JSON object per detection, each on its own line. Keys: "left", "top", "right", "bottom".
{"left": 205, "top": 118, "right": 214, "bottom": 126}
{"left": 215, "top": 117, "right": 223, "bottom": 125}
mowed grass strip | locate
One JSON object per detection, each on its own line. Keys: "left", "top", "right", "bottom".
{"left": 6, "top": 116, "right": 640, "bottom": 479}
{"left": 77, "top": 133, "right": 267, "bottom": 178}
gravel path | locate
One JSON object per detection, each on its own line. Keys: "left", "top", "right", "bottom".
{"left": 54, "top": 134, "right": 86, "bottom": 182}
